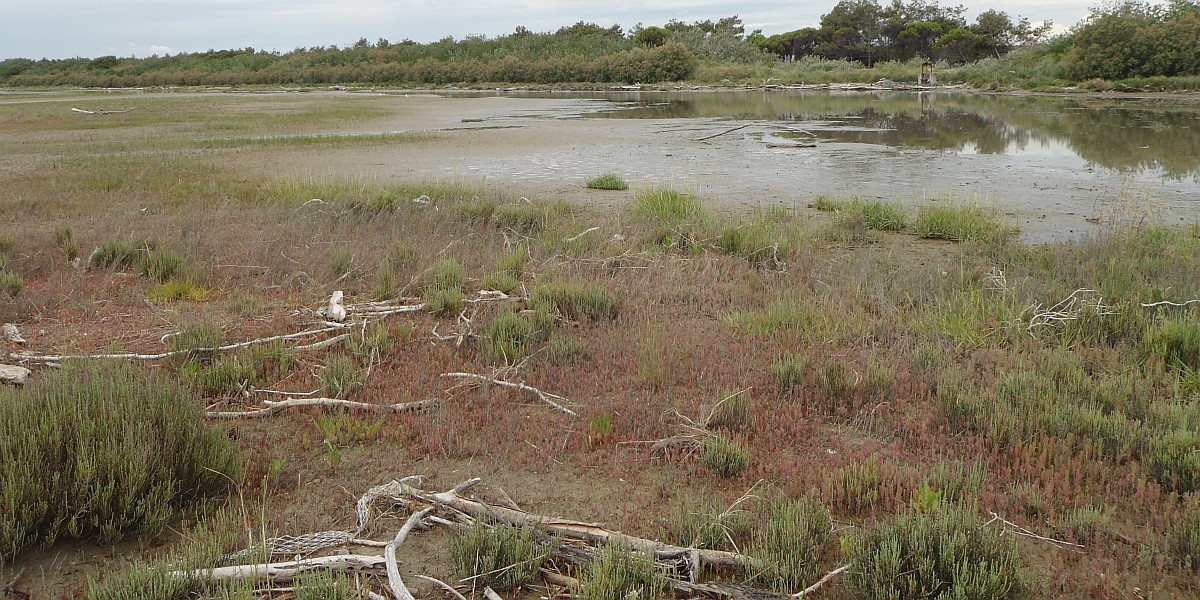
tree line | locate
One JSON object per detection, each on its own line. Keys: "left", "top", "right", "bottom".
{"left": 0, "top": 1, "right": 1197, "bottom": 87}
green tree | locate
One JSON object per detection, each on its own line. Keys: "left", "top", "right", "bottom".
{"left": 632, "top": 26, "right": 671, "bottom": 47}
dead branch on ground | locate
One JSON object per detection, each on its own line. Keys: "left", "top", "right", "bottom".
{"left": 1022, "top": 289, "right": 1116, "bottom": 337}
{"left": 440, "top": 372, "right": 578, "bottom": 417}
{"left": 205, "top": 397, "right": 438, "bottom": 419}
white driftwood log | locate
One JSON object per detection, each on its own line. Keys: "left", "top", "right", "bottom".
{"left": 385, "top": 507, "right": 433, "bottom": 600}
{"left": 205, "top": 397, "right": 438, "bottom": 419}
{"left": 168, "top": 554, "right": 385, "bottom": 582}
{"left": 441, "top": 373, "right": 578, "bottom": 418}
{"left": 401, "top": 478, "right": 757, "bottom": 571}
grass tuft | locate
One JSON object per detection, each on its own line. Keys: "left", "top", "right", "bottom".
{"left": 449, "top": 523, "right": 550, "bottom": 589}
{"left": 634, "top": 188, "right": 706, "bottom": 222}
{"left": 914, "top": 204, "right": 1014, "bottom": 243}
{"left": 587, "top": 174, "right": 629, "bottom": 190}
{"left": 581, "top": 544, "right": 668, "bottom": 600}
{"left": 749, "top": 495, "right": 834, "bottom": 592}
{"left": 847, "top": 504, "right": 1023, "bottom": 600}
{"left": 702, "top": 435, "right": 749, "bottom": 477}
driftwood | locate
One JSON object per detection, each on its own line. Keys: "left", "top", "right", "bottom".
{"left": 441, "top": 373, "right": 578, "bottom": 418}
{"left": 205, "top": 397, "right": 438, "bottom": 419}
{"left": 399, "top": 477, "right": 757, "bottom": 572}
{"left": 695, "top": 123, "right": 754, "bottom": 142}
{"left": 168, "top": 554, "right": 386, "bottom": 582}
{"left": 793, "top": 565, "right": 850, "bottom": 598}
{"left": 386, "top": 508, "right": 433, "bottom": 600}
{"left": 71, "top": 107, "right": 137, "bottom": 115}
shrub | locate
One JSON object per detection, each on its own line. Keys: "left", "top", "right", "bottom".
{"left": 581, "top": 544, "right": 668, "bottom": 600}
{"left": 374, "top": 241, "right": 420, "bottom": 299}
{"left": 827, "top": 460, "right": 882, "bottom": 515}
{"left": 450, "top": 523, "right": 550, "bottom": 589}
{"left": 703, "top": 435, "right": 749, "bottom": 477}
{"left": 481, "top": 270, "right": 522, "bottom": 294}
{"left": 634, "top": 188, "right": 705, "bottom": 222}
{"left": 166, "top": 324, "right": 224, "bottom": 356}
{"left": 749, "top": 496, "right": 834, "bottom": 592}
{"left": 587, "top": 174, "right": 629, "bottom": 190}
{"left": 0, "top": 363, "right": 239, "bottom": 563}
{"left": 847, "top": 504, "right": 1023, "bottom": 600}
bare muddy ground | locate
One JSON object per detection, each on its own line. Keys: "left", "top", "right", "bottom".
{"left": 238, "top": 92, "right": 1197, "bottom": 244}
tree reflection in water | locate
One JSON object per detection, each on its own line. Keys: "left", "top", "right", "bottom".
{"left": 590, "top": 91, "right": 1200, "bottom": 182}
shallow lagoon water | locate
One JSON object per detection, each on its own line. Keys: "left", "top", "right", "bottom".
{"left": 426, "top": 89, "right": 1199, "bottom": 243}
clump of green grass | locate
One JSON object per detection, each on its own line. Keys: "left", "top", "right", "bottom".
{"left": 813, "top": 196, "right": 840, "bottom": 211}
{"left": 826, "top": 460, "right": 882, "bottom": 515}
{"left": 326, "top": 248, "right": 354, "bottom": 282}
{"left": 587, "top": 174, "right": 629, "bottom": 190}
{"left": 486, "top": 310, "right": 537, "bottom": 364}
{"left": 914, "top": 204, "right": 1014, "bottom": 243}
{"left": 348, "top": 321, "right": 397, "bottom": 359}
{"left": 1143, "top": 314, "right": 1200, "bottom": 372}
{"left": 55, "top": 227, "right": 79, "bottom": 261}
{"left": 140, "top": 250, "right": 186, "bottom": 282}
{"left": 581, "top": 544, "right": 668, "bottom": 600}
{"left": 726, "top": 300, "right": 814, "bottom": 338}
{"left": 847, "top": 504, "right": 1023, "bottom": 600}
{"left": 322, "top": 355, "right": 364, "bottom": 398}
{"left": 89, "top": 238, "right": 156, "bottom": 269}
{"left": 449, "top": 523, "right": 550, "bottom": 589}
{"left": 0, "top": 268, "right": 21, "bottom": 297}
{"left": 749, "top": 495, "right": 834, "bottom": 592}
{"left": 426, "top": 288, "right": 465, "bottom": 317}
{"left": 494, "top": 202, "right": 555, "bottom": 233}
{"left": 0, "top": 362, "right": 239, "bottom": 563}
{"left": 314, "top": 412, "right": 386, "bottom": 447}
{"left": 703, "top": 435, "right": 749, "bottom": 477}
{"left": 859, "top": 200, "right": 908, "bottom": 231}
{"left": 717, "top": 224, "right": 784, "bottom": 268}
{"left": 634, "top": 188, "right": 706, "bottom": 222}
{"left": 667, "top": 494, "right": 752, "bottom": 551}
{"left": 771, "top": 353, "right": 808, "bottom": 390}
{"left": 424, "top": 257, "right": 467, "bottom": 294}
{"left": 530, "top": 280, "right": 620, "bottom": 321}
{"left": 1144, "top": 430, "right": 1200, "bottom": 493}
{"left": 183, "top": 355, "right": 259, "bottom": 397}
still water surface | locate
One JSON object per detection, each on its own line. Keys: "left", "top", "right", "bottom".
{"left": 437, "top": 89, "right": 1200, "bottom": 242}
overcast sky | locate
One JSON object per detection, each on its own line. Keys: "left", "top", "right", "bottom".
{"left": 3, "top": 0, "right": 1102, "bottom": 61}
